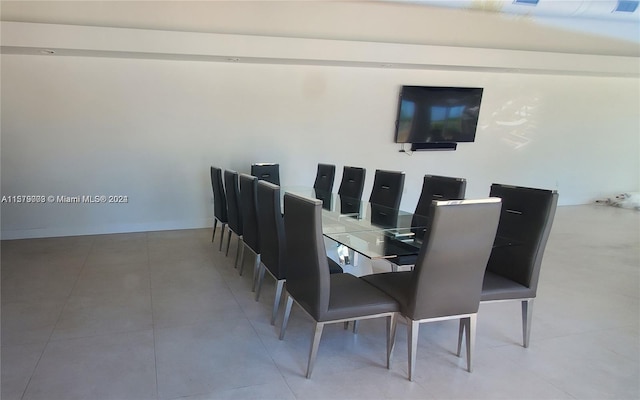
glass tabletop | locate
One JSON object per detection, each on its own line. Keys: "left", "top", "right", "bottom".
{"left": 325, "top": 229, "right": 424, "bottom": 260}
{"left": 284, "top": 187, "right": 427, "bottom": 259}
{"left": 283, "top": 187, "right": 522, "bottom": 261}
{"left": 285, "top": 187, "right": 423, "bottom": 230}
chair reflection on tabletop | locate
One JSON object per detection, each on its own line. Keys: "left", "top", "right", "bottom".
{"left": 363, "top": 198, "right": 502, "bottom": 380}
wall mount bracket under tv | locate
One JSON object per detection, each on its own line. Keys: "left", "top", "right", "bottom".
{"left": 394, "top": 85, "right": 483, "bottom": 152}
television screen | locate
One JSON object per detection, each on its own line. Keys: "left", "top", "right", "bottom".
{"left": 394, "top": 86, "right": 483, "bottom": 144}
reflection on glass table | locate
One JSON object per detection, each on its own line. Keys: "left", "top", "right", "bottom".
{"left": 326, "top": 229, "right": 423, "bottom": 261}
{"left": 284, "top": 187, "right": 419, "bottom": 233}
{"left": 283, "top": 187, "right": 428, "bottom": 271}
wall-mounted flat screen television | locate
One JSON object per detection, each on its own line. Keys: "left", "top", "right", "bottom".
{"left": 394, "top": 86, "right": 484, "bottom": 144}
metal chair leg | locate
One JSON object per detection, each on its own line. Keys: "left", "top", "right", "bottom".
{"left": 219, "top": 223, "right": 227, "bottom": 251}
{"left": 235, "top": 237, "right": 244, "bottom": 270}
{"left": 407, "top": 320, "right": 419, "bottom": 381}
{"left": 225, "top": 232, "right": 232, "bottom": 256}
{"left": 306, "top": 322, "right": 325, "bottom": 379}
{"left": 251, "top": 254, "right": 261, "bottom": 292}
{"left": 237, "top": 243, "right": 246, "bottom": 273}
{"left": 465, "top": 314, "right": 476, "bottom": 372}
{"left": 271, "top": 280, "right": 284, "bottom": 325}
{"left": 212, "top": 219, "right": 218, "bottom": 243}
{"left": 387, "top": 313, "right": 397, "bottom": 369}
{"left": 255, "top": 262, "right": 266, "bottom": 301}
{"left": 279, "top": 294, "right": 293, "bottom": 340}
{"left": 457, "top": 319, "right": 465, "bottom": 357}
{"left": 522, "top": 299, "right": 533, "bottom": 348}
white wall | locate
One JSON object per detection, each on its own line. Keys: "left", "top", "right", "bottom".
{"left": 1, "top": 26, "right": 638, "bottom": 239}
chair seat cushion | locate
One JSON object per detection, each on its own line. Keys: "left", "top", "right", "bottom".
{"left": 481, "top": 271, "right": 535, "bottom": 301}
{"left": 361, "top": 272, "right": 413, "bottom": 314}
{"left": 327, "top": 258, "right": 344, "bottom": 274}
{"left": 320, "top": 273, "right": 399, "bottom": 322}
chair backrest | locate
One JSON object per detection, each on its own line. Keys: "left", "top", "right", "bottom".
{"left": 486, "top": 184, "right": 558, "bottom": 293}
{"left": 411, "top": 175, "right": 467, "bottom": 240}
{"left": 369, "top": 169, "right": 405, "bottom": 209}
{"left": 251, "top": 163, "right": 280, "bottom": 185}
{"left": 210, "top": 166, "right": 228, "bottom": 222}
{"left": 370, "top": 204, "right": 399, "bottom": 229}
{"left": 239, "top": 173, "right": 259, "bottom": 253}
{"left": 257, "top": 181, "right": 286, "bottom": 279}
{"left": 338, "top": 166, "right": 366, "bottom": 200}
{"left": 408, "top": 198, "right": 502, "bottom": 320}
{"left": 283, "top": 193, "right": 330, "bottom": 320}
{"left": 223, "top": 170, "right": 243, "bottom": 235}
{"left": 313, "top": 163, "right": 336, "bottom": 193}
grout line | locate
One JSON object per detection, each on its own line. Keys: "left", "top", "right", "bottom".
{"left": 146, "top": 232, "right": 160, "bottom": 400}
{"left": 19, "top": 236, "right": 96, "bottom": 400}
{"left": 217, "top": 237, "right": 299, "bottom": 398}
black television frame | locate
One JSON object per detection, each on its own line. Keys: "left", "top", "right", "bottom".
{"left": 394, "top": 85, "right": 484, "bottom": 150}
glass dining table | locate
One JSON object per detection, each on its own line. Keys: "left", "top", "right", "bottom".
{"left": 283, "top": 187, "right": 427, "bottom": 263}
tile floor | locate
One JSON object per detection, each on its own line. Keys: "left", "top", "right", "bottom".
{"left": 1, "top": 204, "right": 638, "bottom": 400}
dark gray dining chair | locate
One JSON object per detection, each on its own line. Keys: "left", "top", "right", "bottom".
{"left": 367, "top": 169, "right": 405, "bottom": 233}
{"left": 336, "top": 166, "right": 366, "bottom": 216}
{"left": 278, "top": 193, "right": 399, "bottom": 378}
{"left": 389, "top": 174, "right": 466, "bottom": 269}
{"left": 337, "top": 166, "right": 366, "bottom": 201}
{"left": 255, "top": 182, "right": 344, "bottom": 324}
{"left": 368, "top": 169, "right": 405, "bottom": 209}
{"left": 478, "top": 184, "right": 558, "bottom": 348}
{"left": 251, "top": 163, "right": 280, "bottom": 185}
{"left": 238, "top": 174, "right": 261, "bottom": 289}
{"left": 223, "top": 170, "right": 243, "bottom": 266}
{"left": 411, "top": 174, "right": 467, "bottom": 241}
{"left": 210, "top": 166, "right": 228, "bottom": 251}
{"left": 254, "top": 181, "right": 287, "bottom": 324}
{"left": 363, "top": 198, "right": 502, "bottom": 380}
{"left": 313, "top": 163, "right": 336, "bottom": 193}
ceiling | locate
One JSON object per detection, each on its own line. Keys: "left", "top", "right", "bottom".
{"left": 401, "top": 0, "right": 640, "bottom": 42}
{"left": 1, "top": 1, "right": 638, "bottom": 57}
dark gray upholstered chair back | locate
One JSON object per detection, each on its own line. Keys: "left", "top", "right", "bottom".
{"left": 257, "top": 181, "right": 285, "bottom": 280}
{"left": 210, "top": 166, "right": 228, "bottom": 223}
{"left": 251, "top": 163, "right": 280, "bottom": 185}
{"left": 486, "top": 184, "right": 558, "bottom": 292}
{"left": 283, "top": 193, "right": 330, "bottom": 320}
{"left": 313, "top": 163, "right": 336, "bottom": 193}
{"left": 239, "top": 174, "right": 259, "bottom": 254}
{"left": 223, "top": 170, "right": 243, "bottom": 236}
{"left": 338, "top": 166, "right": 366, "bottom": 200}
{"left": 369, "top": 169, "right": 405, "bottom": 209}
{"left": 411, "top": 175, "right": 466, "bottom": 240}
{"left": 408, "top": 199, "right": 502, "bottom": 320}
